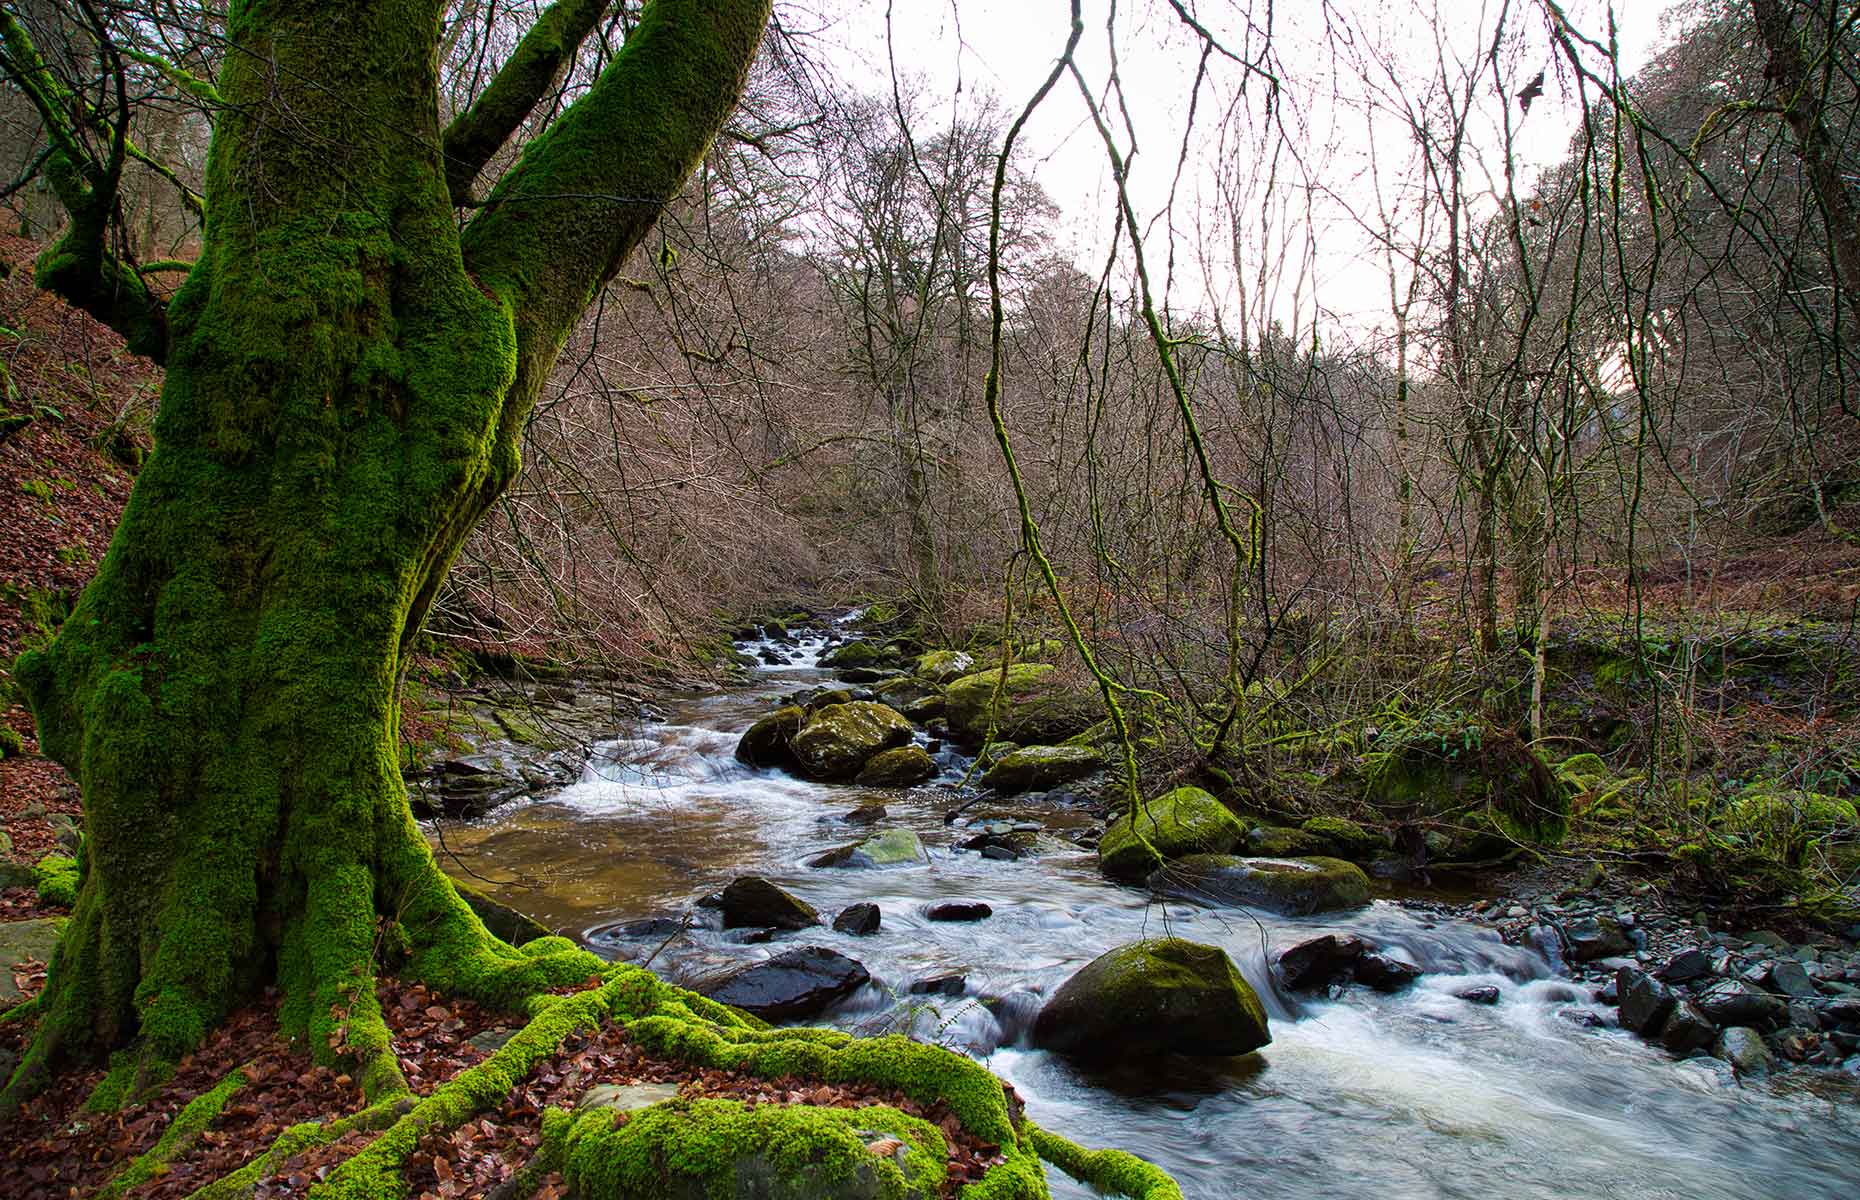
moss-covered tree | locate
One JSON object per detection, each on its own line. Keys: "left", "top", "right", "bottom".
{"left": 1, "top": 0, "right": 771, "bottom": 1110}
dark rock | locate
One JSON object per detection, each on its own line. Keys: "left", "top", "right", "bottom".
{"left": 726, "top": 928, "right": 776, "bottom": 944}
{"left": 1771, "top": 1026, "right": 1820, "bottom": 1062}
{"left": 1770, "top": 960, "right": 1819, "bottom": 1000}
{"left": 832, "top": 903, "right": 881, "bottom": 935}
{"left": 1659, "top": 1001, "right": 1719, "bottom": 1055}
{"left": 1456, "top": 986, "right": 1501, "bottom": 1005}
{"left": 1617, "top": 967, "right": 1677, "bottom": 1036}
{"left": 1787, "top": 1001, "right": 1821, "bottom": 1031}
{"left": 925, "top": 901, "right": 993, "bottom": 922}
{"left": 1657, "top": 948, "right": 1713, "bottom": 984}
{"left": 1694, "top": 980, "right": 1786, "bottom": 1030}
{"left": 980, "top": 844, "right": 1020, "bottom": 862}
{"left": 453, "top": 878, "right": 552, "bottom": 946}
{"left": 1276, "top": 934, "right": 1370, "bottom": 991}
{"left": 1715, "top": 1027, "right": 1773, "bottom": 1074}
{"left": 735, "top": 706, "right": 804, "bottom": 769}
{"left": 719, "top": 876, "right": 820, "bottom": 931}
{"left": 1823, "top": 999, "right": 1860, "bottom": 1032}
{"left": 1597, "top": 977, "right": 1619, "bottom": 1005}
{"left": 1031, "top": 938, "right": 1270, "bottom": 1060}
{"left": 693, "top": 946, "right": 871, "bottom": 1020}
{"left": 1149, "top": 855, "right": 1372, "bottom": 916}
{"left": 908, "top": 974, "right": 967, "bottom": 997}
{"left": 836, "top": 666, "right": 897, "bottom": 684}
{"left": 1355, "top": 954, "right": 1423, "bottom": 993}
{"left": 1562, "top": 915, "right": 1634, "bottom": 962}
{"left": 842, "top": 803, "right": 888, "bottom": 826}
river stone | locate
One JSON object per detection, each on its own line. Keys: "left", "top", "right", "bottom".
{"left": 1150, "top": 855, "right": 1372, "bottom": 916}
{"left": 1098, "top": 787, "right": 1247, "bottom": 882}
{"left": 925, "top": 901, "right": 992, "bottom": 922}
{"left": 1562, "top": 915, "right": 1635, "bottom": 962}
{"left": 1617, "top": 967, "right": 1677, "bottom": 1036}
{"left": 693, "top": 946, "right": 872, "bottom": 1020}
{"left": 792, "top": 702, "right": 914, "bottom": 781}
{"left": 837, "top": 666, "right": 897, "bottom": 684}
{"left": 1031, "top": 938, "right": 1270, "bottom": 1060}
{"left": 1660, "top": 1001, "right": 1720, "bottom": 1055}
{"left": 873, "top": 677, "right": 940, "bottom": 709}
{"left": 1247, "top": 825, "right": 1332, "bottom": 858}
{"left": 843, "top": 803, "right": 888, "bottom": 826}
{"left": 1355, "top": 953, "right": 1423, "bottom": 993}
{"left": 451, "top": 877, "right": 551, "bottom": 946}
{"left": 819, "top": 640, "right": 896, "bottom": 669}
{"left": 854, "top": 745, "right": 936, "bottom": 787}
{"left": 735, "top": 705, "right": 804, "bottom": 769}
{"left": 1769, "top": 959, "right": 1819, "bottom": 1000}
{"left": 809, "top": 828, "right": 929, "bottom": 869}
{"left": 0, "top": 918, "right": 62, "bottom": 1006}
{"left": 1715, "top": 1027, "right": 1773, "bottom": 1075}
{"left": 833, "top": 903, "right": 881, "bottom": 935}
{"left": 915, "top": 649, "right": 976, "bottom": 684}
{"left": 1658, "top": 947, "right": 1713, "bottom": 984}
{"left": 943, "top": 664, "right": 1099, "bottom": 745}
{"left": 1693, "top": 979, "right": 1785, "bottom": 1029}
{"left": 1276, "top": 934, "right": 1370, "bottom": 991}
{"left": 982, "top": 745, "right": 1103, "bottom": 795}
{"left": 908, "top": 974, "right": 966, "bottom": 996}
{"left": 720, "top": 876, "right": 820, "bottom": 931}
{"left": 576, "top": 1082, "right": 680, "bottom": 1114}
{"left": 1299, "top": 817, "right": 1387, "bottom": 861}
{"left": 1457, "top": 986, "right": 1502, "bottom": 1005}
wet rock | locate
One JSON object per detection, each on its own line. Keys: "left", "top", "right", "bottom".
{"left": 719, "top": 876, "right": 820, "bottom": 931}
{"left": 1098, "top": 787, "right": 1247, "bottom": 881}
{"left": 1693, "top": 979, "right": 1786, "bottom": 1030}
{"left": 1769, "top": 959, "right": 1820, "bottom": 1000}
{"left": 1617, "top": 967, "right": 1677, "bottom": 1036}
{"left": 415, "top": 756, "right": 530, "bottom": 819}
{"left": 925, "top": 901, "right": 993, "bottom": 922}
{"left": 735, "top": 705, "right": 805, "bottom": 769}
{"left": 819, "top": 640, "right": 897, "bottom": 670}
{"left": 873, "top": 677, "right": 941, "bottom": 709}
{"left": 692, "top": 946, "right": 871, "bottom": 1020}
{"left": 1562, "top": 915, "right": 1634, "bottom": 963}
{"left": 1246, "top": 826, "right": 1331, "bottom": 857}
{"left": 1659, "top": 1001, "right": 1719, "bottom": 1056}
{"left": 791, "top": 702, "right": 914, "bottom": 781}
{"left": 451, "top": 877, "right": 553, "bottom": 946}
{"left": 1456, "top": 986, "right": 1502, "bottom": 1005}
{"left": 1715, "top": 1027, "right": 1773, "bottom": 1075}
{"left": 854, "top": 745, "right": 936, "bottom": 788}
{"left": 1355, "top": 953, "right": 1424, "bottom": 993}
{"left": 914, "top": 649, "right": 976, "bottom": 684}
{"left": 1275, "top": 934, "right": 1369, "bottom": 991}
{"left": 1299, "top": 816, "right": 1388, "bottom": 861}
{"left": 808, "top": 828, "right": 928, "bottom": 869}
{"left": 832, "top": 903, "right": 881, "bottom": 935}
{"left": 1787, "top": 1001, "right": 1821, "bottom": 1031}
{"left": 1032, "top": 938, "right": 1270, "bottom": 1060}
{"left": 983, "top": 745, "right": 1103, "bottom": 795}
{"left": 842, "top": 803, "right": 888, "bottom": 826}
{"left": 1771, "top": 1026, "right": 1820, "bottom": 1062}
{"left": 908, "top": 974, "right": 966, "bottom": 996}
{"left": 1657, "top": 947, "right": 1713, "bottom": 984}
{"left": 837, "top": 666, "right": 897, "bottom": 684}
{"left": 1150, "top": 855, "right": 1372, "bottom": 916}
{"left": 943, "top": 664, "right": 1099, "bottom": 745}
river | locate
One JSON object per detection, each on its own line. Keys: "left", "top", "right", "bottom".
{"left": 433, "top": 620, "right": 1860, "bottom": 1200}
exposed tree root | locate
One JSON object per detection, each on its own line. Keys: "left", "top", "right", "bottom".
{"left": 1027, "top": 1122, "right": 1184, "bottom": 1200}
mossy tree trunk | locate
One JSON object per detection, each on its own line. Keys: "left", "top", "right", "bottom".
{"left": 6, "top": 0, "right": 770, "bottom": 1109}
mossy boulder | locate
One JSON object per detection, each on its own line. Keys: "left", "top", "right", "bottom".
{"left": 1365, "top": 724, "right": 1569, "bottom": 845}
{"left": 981, "top": 745, "right": 1103, "bottom": 794}
{"left": 914, "top": 649, "right": 976, "bottom": 684}
{"left": 1098, "top": 787, "right": 1247, "bottom": 882}
{"left": 900, "top": 694, "right": 945, "bottom": 722}
{"left": 735, "top": 705, "right": 804, "bottom": 769}
{"left": 1150, "top": 855, "right": 1372, "bottom": 915}
{"left": 33, "top": 854, "right": 79, "bottom": 908}
{"left": 791, "top": 702, "right": 913, "bottom": 781}
{"left": 1030, "top": 938, "right": 1269, "bottom": 1060}
{"left": 943, "top": 664, "right": 1099, "bottom": 745}
{"left": 819, "top": 641, "right": 897, "bottom": 670}
{"left": 1299, "top": 816, "right": 1387, "bottom": 861}
{"left": 808, "top": 828, "right": 929, "bottom": 869}
{"left": 1246, "top": 825, "right": 1331, "bottom": 857}
{"left": 0, "top": 726, "right": 24, "bottom": 758}
{"left": 854, "top": 745, "right": 936, "bottom": 788}
{"left": 873, "top": 677, "right": 940, "bottom": 709}
{"left": 720, "top": 876, "right": 821, "bottom": 930}
{"left": 1555, "top": 752, "right": 1613, "bottom": 792}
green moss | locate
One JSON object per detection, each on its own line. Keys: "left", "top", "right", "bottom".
{"left": 97, "top": 1064, "right": 247, "bottom": 1197}
{"left": 33, "top": 853, "right": 79, "bottom": 908}
{"left": 914, "top": 649, "right": 977, "bottom": 684}
{"left": 1298, "top": 816, "right": 1386, "bottom": 860}
{"left": 791, "top": 702, "right": 913, "bottom": 781}
{"left": 0, "top": 726, "right": 25, "bottom": 759}
{"left": 1028, "top": 1123, "right": 1182, "bottom": 1200}
{"left": 855, "top": 745, "right": 936, "bottom": 787}
{"left": 820, "top": 641, "right": 898, "bottom": 669}
{"left": 1098, "top": 787, "right": 1246, "bottom": 882}
{"left": 982, "top": 745, "right": 1103, "bottom": 794}
{"left": 943, "top": 664, "right": 1099, "bottom": 745}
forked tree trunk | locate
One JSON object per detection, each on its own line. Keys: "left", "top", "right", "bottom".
{"left": 7, "top": 0, "right": 768, "bottom": 1108}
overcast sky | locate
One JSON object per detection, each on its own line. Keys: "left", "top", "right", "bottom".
{"left": 815, "top": 0, "right": 1684, "bottom": 344}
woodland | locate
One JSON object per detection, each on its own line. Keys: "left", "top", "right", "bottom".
{"left": 0, "top": 0, "right": 1856, "bottom": 1198}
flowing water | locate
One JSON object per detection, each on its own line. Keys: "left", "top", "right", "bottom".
{"left": 434, "top": 621, "right": 1860, "bottom": 1200}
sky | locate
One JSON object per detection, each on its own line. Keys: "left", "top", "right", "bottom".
{"left": 814, "top": 0, "right": 1686, "bottom": 345}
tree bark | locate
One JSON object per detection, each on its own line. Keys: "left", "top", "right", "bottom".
{"left": 7, "top": 0, "right": 768, "bottom": 1109}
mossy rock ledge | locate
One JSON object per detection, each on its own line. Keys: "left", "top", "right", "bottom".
{"left": 983, "top": 745, "right": 1104, "bottom": 795}
{"left": 791, "top": 702, "right": 914, "bottom": 781}
{"left": 1031, "top": 938, "right": 1270, "bottom": 1060}
{"left": 942, "top": 664, "right": 1099, "bottom": 745}
{"left": 1149, "top": 855, "right": 1372, "bottom": 916}
{"left": 1098, "top": 787, "right": 1248, "bottom": 882}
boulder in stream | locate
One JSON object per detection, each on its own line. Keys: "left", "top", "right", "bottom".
{"left": 982, "top": 745, "right": 1103, "bottom": 794}
{"left": 735, "top": 705, "right": 805, "bottom": 769}
{"left": 943, "top": 664, "right": 1099, "bottom": 745}
{"left": 719, "top": 876, "right": 820, "bottom": 930}
{"left": 854, "top": 744, "right": 936, "bottom": 787}
{"left": 791, "top": 701, "right": 914, "bottom": 781}
{"left": 693, "top": 945, "right": 871, "bottom": 1020}
{"left": 1031, "top": 937, "right": 1270, "bottom": 1060}
{"left": 914, "top": 649, "right": 976, "bottom": 683}
{"left": 1097, "top": 786, "right": 1247, "bottom": 882}
{"left": 925, "top": 900, "right": 992, "bottom": 922}
{"left": 1150, "top": 855, "right": 1372, "bottom": 916}
{"left": 832, "top": 903, "right": 881, "bottom": 935}
{"left": 809, "top": 828, "right": 928, "bottom": 869}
